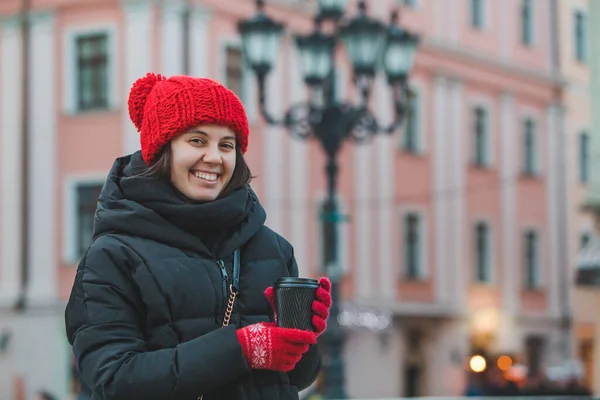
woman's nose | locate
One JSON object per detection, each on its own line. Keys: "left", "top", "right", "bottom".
{"left": 202, "top": 144, "right": 222, "bottom": 164}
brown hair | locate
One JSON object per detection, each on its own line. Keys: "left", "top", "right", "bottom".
{"left": 142, "top": 143, "right": 254, "bottom": 199}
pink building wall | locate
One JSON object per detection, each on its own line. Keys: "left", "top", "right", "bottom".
{"left": 0, "top": 0, "right": 570, "bottom": 398}
{"left": 558, "top": 0, "right": 595, "bottom": 389}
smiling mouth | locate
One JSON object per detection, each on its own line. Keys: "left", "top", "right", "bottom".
{"left": 192, "top": 171, "right": 219, "bottom": 182}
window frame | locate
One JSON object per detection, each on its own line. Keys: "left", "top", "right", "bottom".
{"left": 521, "top": 0, "right": 535, "bottom": 47}
{"left": 523, "top": 229, "right": 540, "bottom": 289}
{"left": 400, "top": 208, "right": 428, "bottom": 280}
{"left": 63, "top": 23, "right": 118, "bottom": 115}
{"left": 474, "top": 220, "right": 493, "bottom": 284}
{"left": 401, "top": 0, "right": 418, "bottom": 8}
{"left": 581, "top": 231, "right": 592, "bottom": 249}
{"left": 402, "top": 85, "right": 425, "bottom": 154}
{"left": 218, "top": 36, "right": 256, "bottom": 122}
{"left": 224, "top": 44, "right": 245, "bottom": 102}
{"left": 579, "top": 131, "right": 589, "bottom": 183}
{"left": 63, "top": 175, "right": 106, "bottom": 264}
{"left": 75, "top": 32, "right": 110, "bottom": 111}
{"left": 574, "top": 10, "right": 588, "bottom": 62}
{"left": 522, "top": 117, "right": 537, "bottom": 176}
{"left": 470, "top": 0, "right": 485, "bottom": 30}
{"left": 472, "top": 106, "right": 490, "bottom": 167}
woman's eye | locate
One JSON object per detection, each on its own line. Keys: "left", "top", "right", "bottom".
{"left": 221, "top": 143, "right": 235, "bottom": 149}
{"left": 190, "top": 138, "right": 204, "bottom": 144}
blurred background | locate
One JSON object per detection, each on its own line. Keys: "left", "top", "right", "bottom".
{"left": 0, "top": 0, "right": 599, "bottom": 399}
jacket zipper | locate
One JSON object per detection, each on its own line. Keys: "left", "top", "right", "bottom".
{"left": 218, "top": 258, "right": 245, "bottom": 400}
{"left": 216, "top": 260, "right": 229, "bottom": 319}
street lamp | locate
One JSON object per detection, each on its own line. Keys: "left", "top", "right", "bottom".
{"left": 237, "top": 1, "right": 284, "bottom": 80}
{"left": 317, "top": 0, "right": 347, "bottom": 20}
{"left": 238, "top": 1, "right": 418, "bottom": 398}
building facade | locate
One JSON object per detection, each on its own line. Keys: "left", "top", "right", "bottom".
{"left": 0, "top": 0, "right": 571, "bottom": 398}
{"left": 575, "top": 0, "right": 600, "bottom": 395}
{"left": 560, "top": 0, "right": 597, "bottom": 392}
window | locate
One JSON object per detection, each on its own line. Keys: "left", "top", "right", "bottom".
{"left": 75, "top": 183, "right": 103, "bottom": 259}
{"left": 524, "top": 230, "right": 539, "bottom": 289}
{"left": 63, "top": 24, "right": 117, "bottom": 115}
{"left": 403, "top": 89, "right": 420, "bottom": 153}
{"left": 580, "top": 339, "right": 594, "bottom": 389}
{"left": 76, "top": 33, "right": 109, "bottom": 111}
{"left": 574, "top": 11, "right": 588, "bottom": 62}
{"left": 525, "top": 335, "right": 546, "bottom": 375}
{"left": 403, "top": 364, "right": 422, "bottom": 397}
{"left": 581, "top": 232, "right": 591, "bottom": 249}
{"left": 473, "top": 107, "right": 488, "bottom": 166}
{"left": 521, "top": 0, "right": 534, "bottom": 46}
{"left": 402, "top": 0, "right": 417, "bottom": 7}
{"left": 225, "top": 45, "right": 244, "bottom": 101}
{"left": 404, "top": 213, "right": 421, "bottom": 279}
{"left": 471, "top": 0, "right": 484, "bottom": 29}
{"left": 523, "top": 118, "right": 536, "bottom": 175}
{"left": 580, "top": 132, "right": 589, "bottom": 183}
{"left": 474, "top": 222, "right": 491, "bottom": 283}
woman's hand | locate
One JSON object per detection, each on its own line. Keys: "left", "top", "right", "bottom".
{"left": 236, "top": 323, "right": 316, "bottom": 372}
{"left": 263, "top": 277, "right": 332, "bottom": 336}
{"left": 311, "top": 277, "right": 331, "bottom": 335}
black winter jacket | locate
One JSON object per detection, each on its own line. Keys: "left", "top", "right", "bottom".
{"left": 65, "top": 152, "right": 321, "bottom": 400}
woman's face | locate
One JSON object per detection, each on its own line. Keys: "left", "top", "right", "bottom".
{"left": 169, "top": 124, "right": 237, "bottom": 201}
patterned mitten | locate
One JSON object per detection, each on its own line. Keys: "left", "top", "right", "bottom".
{"left": 236, "top": 322, "right": 316, "bottom": 372}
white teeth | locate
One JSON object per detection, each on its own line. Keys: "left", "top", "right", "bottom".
{"left": 194, "top": 172, "right": 217, "bottom": 182}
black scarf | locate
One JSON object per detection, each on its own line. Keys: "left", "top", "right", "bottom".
{"left": 107, "top": 151, "right": 266, "bottom": 258}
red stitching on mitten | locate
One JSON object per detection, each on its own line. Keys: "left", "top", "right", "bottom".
{"left": 237, "top": 323, "right": 316, "bottom": 372}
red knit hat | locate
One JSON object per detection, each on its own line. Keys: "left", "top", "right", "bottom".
{"left": 127, "top": 73, "right": 249, "bottom": 164}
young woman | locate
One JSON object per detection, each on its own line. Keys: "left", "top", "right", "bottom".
{"left": 65, "top": 73, "right": 332, "bottom": 400}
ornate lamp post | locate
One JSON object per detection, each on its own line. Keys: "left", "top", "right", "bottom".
{"left": 238, "top": 1, "right": 418, "bottom": 398}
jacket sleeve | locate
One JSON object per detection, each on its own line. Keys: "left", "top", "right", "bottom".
{"left": 285, "top": 250, "right": 322, "bottom": 390}
{"left": 65, "top": 237, "right": 251, "bottom": 400}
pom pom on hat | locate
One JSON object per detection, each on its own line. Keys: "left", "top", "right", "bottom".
{"left": 128, "top": 73, "right": 166, "bottom": 130}
{"left": 127, "top": 72, "right": 250, "bottom": 164}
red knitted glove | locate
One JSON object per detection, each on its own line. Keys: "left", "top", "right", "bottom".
{"left": 236, "top": 323, "right": 316, "bottom": 372}
{"left": 264, "top": 277, "right": 332, "bottom": 336}
{"left": 312, "top": 277, "right": 332, "bottom": 335}
{"left": 264, "top": 286, "right": 278, "bottom": 323}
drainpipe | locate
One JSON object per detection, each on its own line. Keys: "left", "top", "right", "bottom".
{"left": 588, "top": 0, "right": 600, "bottom": 395}
{"left": 180, "top": 0, "right": 191, "bottom": 75}
{"left": 15, "top": 0, "right": 30, "bottom": 312}
{"left": 549, "top": 0, "right": 571, "bottom": 360}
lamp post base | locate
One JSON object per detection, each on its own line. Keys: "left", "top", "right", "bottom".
{"left": 321, "top": 280, "right": 347, "bottom": 400}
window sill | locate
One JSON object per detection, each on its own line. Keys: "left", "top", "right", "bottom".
{"left": 399, "top": 147, "right": 426, "bottom": 157}
{"left": 522, "top": 286, "right": 544, "bottom": 293}
{"left": 469, "top": 162, "right": 493, "bottom": 170}
{"left": 471, "top": 281, "right": 495, "bottom": 288}
{"left": 400, "top": 276, "right": 428, "bottom": 283}
{"left": 520, "top": 172, "right": 540, "bottom": 180}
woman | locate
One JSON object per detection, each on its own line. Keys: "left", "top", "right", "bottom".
{"left": 65, "top": 73, "right": 331, "bottom": 400}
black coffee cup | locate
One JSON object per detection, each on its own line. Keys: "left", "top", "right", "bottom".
{"left": 274, "top": 277, "right": 319, "bottom": 332}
